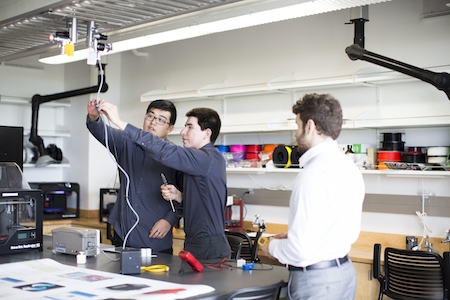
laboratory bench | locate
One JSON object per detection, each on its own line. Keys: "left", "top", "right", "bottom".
{"left": 175, "top": 221, "right": 450, "bottom": 300}
{"left": 0, "top": 235, "right": 288, "bottom": 300}
{"left": 44, "top": 218, "right": 450, "bottom": 300}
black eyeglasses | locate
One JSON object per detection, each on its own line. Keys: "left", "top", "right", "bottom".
{"left": 145, "top": 113, "right": 170, "bottom": 126}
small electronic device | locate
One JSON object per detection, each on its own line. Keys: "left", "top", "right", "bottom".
{"left": 258, "top": 236, "right": 269, "bottom": 247}
{"left": 120, "top": 248, "right": 141, "bottom": 275}
{"left": 242, "top": 262, "right": 255, "bottom": 270}
{"left": 52, "top": 227, "right": 100, "bottom": 256}
{"left": 178, "top": 250, "right": 204, "bottom": 272}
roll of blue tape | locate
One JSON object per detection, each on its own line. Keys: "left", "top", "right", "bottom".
{"left": 215, "top": 145, "right": 230, "bottom": 153}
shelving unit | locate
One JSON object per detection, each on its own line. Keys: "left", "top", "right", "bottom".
{"left": 23, "top": 157, "right": 71, "bottom": 168}
{"left": 143, "top": 66, "right": 450, "bottom": 137}
{"left": 0, "top": 95, "right": 71, "bottom": 168}
{"left": 140, "top": 67, "right": 450, "bottom": 186}
{"left": 0, "top": 95, "right": 71, "bottom": 107}
{"left": 226, "top": 167, "right": 450, "bottom": 178}
{"left": 140, "top": 65, "right": 450, "bottom": 103}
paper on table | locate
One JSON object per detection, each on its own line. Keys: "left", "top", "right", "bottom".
{"left": 0, "top": 258, "right": 214, "bottom": 300}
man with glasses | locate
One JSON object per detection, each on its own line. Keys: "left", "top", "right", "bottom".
{"left": 86, "top": 99, "right": 183, "bottom": 254}
{"left": 96, "top": 100, "right": 231, "bottom": 260}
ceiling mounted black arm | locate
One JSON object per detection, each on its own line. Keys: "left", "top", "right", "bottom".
{"left": 29, "top": 63, "right": 108, "bottom": 157}
{"left": 350, "top": 18, "right": 367, "bottom": 48}
{"left": 345, "top": 44, "right": 450, "bottom": 100}
{"left": 345, "top": 6, "right": 369, "bottom": 48}
{"left": 345, "top": 6, "right": 450, "bottom": 100}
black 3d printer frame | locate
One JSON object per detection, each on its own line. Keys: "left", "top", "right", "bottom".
{"left": 29, "top": 182, "right": 80, "bottom": 220}
{"left": 0, "top": 189, "right": 44, "bottom": 255}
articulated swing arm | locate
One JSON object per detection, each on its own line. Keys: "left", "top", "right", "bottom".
{"left": 29, "top": 63, "right": 108, "bottom": 164}
{"left": 345, "top": 44, "right": 450, "bottom": 100}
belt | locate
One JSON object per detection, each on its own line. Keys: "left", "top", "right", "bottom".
{"left": 288, "top": 255, "right": 349, "bottom": 271}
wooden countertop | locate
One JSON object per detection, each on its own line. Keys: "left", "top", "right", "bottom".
{"left": 52, "top": 219, "right": 450, "bottom": 265}
{"left": 43, "top": 217, "right": 105, "bottom": 227}
{"left": 349, "top": 246, "right": 375, "bottom": 264}
{"left": 173, "top": 222, "right": 450, "bottom": 265}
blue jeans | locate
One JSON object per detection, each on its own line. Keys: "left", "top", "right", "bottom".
{"left": 287, "top": 259, "right": 357, "bottom": 300}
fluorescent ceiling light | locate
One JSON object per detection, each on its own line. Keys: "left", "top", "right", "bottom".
{"left": 39, "top": 0, "right": 389, "bottom": 64}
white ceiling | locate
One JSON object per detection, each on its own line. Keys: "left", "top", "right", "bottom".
{"left": 2, "top": 0, "right": 448, "bottom": 64}
{"left": 0, "top": 0, "right": 243, "bottom": 61}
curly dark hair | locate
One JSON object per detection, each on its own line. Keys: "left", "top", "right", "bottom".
{"left": 186, "top": 107, "right": 221, "bottom": 143}
{"left": 292, "top": 93, "right": 342, "bottom": 140}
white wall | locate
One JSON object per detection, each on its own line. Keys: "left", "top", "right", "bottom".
{"left": 112, "top": 0, "right": 450, "bottom": 238}
{"left": 0, "top": 58, "right": 66, "bottom": 182}
{"left": 1, "top": 0, "right": 450, "bottom": 238}
{"left": 61, "top": 55, "right": 124, "bottom": 210}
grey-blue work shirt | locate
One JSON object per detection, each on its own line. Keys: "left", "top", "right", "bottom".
{"left": 86, "top": 116, "right": 183, "bottom": 251}
{"left": 123, "top": 123, "right": 227, "bottom": 240}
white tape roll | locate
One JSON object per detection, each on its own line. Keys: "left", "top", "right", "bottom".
{"left": 428, "top": 156, "right": 447, "bottom": 164}
{"left": 427, "top": 147, "right": 450, "bottom": 156}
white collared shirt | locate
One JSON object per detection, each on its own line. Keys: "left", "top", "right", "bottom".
{"left": 269, "top": 140, "right": 365, "bottom": 267}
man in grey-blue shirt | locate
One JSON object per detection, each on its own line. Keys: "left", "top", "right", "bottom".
{"left": 87, "top": 99, "right": 183, "bottom": 253}
{"left": 97, "top": 100, "right": 231, "bottom": 260}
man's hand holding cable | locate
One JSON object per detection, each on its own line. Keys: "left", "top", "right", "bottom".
{"left": 96, "top": 100, "right": 128, "bottom": 130}
{"left": 149, "top": 219, "right": 171, "bottom": 239}
{"left": 161, "top": 184, "right": 182, "bottom": 203}
{"left": 87, "top": 99, "right": 102, "bottom": 121}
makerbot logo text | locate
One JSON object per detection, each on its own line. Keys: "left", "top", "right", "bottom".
{"left": 10, "top": 243, "right": 41, "bottom": 250}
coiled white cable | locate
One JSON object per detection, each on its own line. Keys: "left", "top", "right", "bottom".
{"left": 96, "top": 58, "right": 139, "bottom": 250}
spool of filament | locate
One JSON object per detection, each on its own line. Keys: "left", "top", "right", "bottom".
{"left": 245, "top": 144, "right": 262, "bottom": 161}
{"left": 377, "top": 151, "right": 401, "bottom": 162}
{"left": 273, "top": 145, "right": 296, "bottom": 168}
{"left": 290, "top": 146, "right": 300, "bottom": 168}
{"left": 230, "top": 144, "right": 247, "bottom": 163}
{"left": 246, "top": 144, "right": 262, "bottom": 153}
{"left": 245, "top": 152, "right": 259, "bottom": 160}
{"left": 377, "top": 150, "right": 401, "bottom": 170}
{"left": 260, "top": 144, "right": 280, "bottom": 161}
{"left": 215, "top": 145, "right": 230, "bottom": 153}
{"left": 230, "top": 144, "right": 247, "bottom": 153}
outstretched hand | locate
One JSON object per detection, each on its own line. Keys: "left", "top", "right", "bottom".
{"left": 95, "top": 100, "right": 128, "bottom": 130}
{"left": 87, "top": 99, "right": 102, "bottom": 121}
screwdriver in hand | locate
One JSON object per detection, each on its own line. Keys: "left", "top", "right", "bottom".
{"left": 161, "top": 173, "right": 175, "bottom": 212}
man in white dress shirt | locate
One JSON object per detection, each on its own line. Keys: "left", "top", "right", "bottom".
{"left": 261, "top": 93, "right": 365, "bottom": 300}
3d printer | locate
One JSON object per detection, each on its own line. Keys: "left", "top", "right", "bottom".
{"left": 29, "top": 182, "right": 80, "bottom": 220}
{"left": 0, "top": 162, "right": 43, "bottom": 255}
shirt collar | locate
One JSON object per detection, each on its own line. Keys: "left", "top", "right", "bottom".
{"left": 299, "top": 140, "right": 338, "bottom": 168}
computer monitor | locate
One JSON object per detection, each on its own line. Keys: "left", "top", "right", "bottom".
{"left": 0, "top": 126, "right": 23, "bottom": 170}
